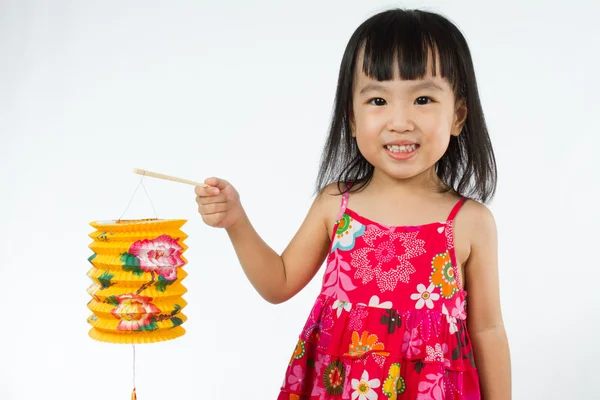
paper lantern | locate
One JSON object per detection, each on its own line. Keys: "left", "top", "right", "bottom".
{"left": 86, "top": 218, "right": 188, "bottom": 344}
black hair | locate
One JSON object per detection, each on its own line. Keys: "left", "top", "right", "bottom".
{"left": 316, "top": 8, "right": 497, "bottom": 203}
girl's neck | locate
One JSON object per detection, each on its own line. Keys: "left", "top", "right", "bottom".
{"left": 366, "top": 167, "right": 448, "bottom": 200}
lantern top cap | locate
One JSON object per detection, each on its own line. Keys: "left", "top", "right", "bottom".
{"left": 90, "top": 219, "right": 187, "bottom": 229}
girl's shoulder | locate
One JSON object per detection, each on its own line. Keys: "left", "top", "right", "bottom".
{"left": 454, "top": 197, "right": 497, "bottom": 263}
{"left": 315, "top": 182, "right": 349, "bottom": 232}
{"left": 456, "top": 197, "right": 496, "bottom": 233}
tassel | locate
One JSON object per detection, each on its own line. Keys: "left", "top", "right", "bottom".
{"left": 131, "top": 345, "right": 137, "bottom": 399}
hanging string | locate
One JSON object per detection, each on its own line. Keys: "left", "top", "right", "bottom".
{"left": 118, "top": 173, "right": 159, "bottom": 222}
{"left": 132, "top": 344, "right": 137, "bottom": 400}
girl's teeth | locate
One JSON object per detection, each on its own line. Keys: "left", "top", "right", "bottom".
{"left": 386, "top": 144, "right": 417, "bottom": 153}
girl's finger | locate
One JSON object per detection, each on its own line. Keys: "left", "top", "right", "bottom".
{"left": 196, "top": 193, "right": 228, "bottom": 205}
{"left": 204, "top": 177, "right": 229, "bottom": 190}
{"left": 197, "top": 202, "right": 229, "bottom": 215}
{"left": 195, "top": 185, "right": 220, "bottom": 197}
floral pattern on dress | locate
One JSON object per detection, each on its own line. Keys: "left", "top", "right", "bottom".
{"left": 333, "top": 299, "right": 352, "bottom": 317}
{"left": 417, "top": 372, "right": 445, "bottom": 400}
{"left": 332, "top": 215, "right": 365, "bottom": 252}
{"left": 302, "top": 296, "right": 334, "bottom": 348}
{"left": 289, "top": 339, "right": 306, "bottom": 365}
{"left": 278, "top": 195, "right": 480, "bottom": 400}
{"left": 358, "top": 295, "right": 393, "bottom": 309}
{"left": 383, "top": 363, "right": 406, "bottom": 400}
{"left": 351, "top": 225, "right": 426, "bottom": 293}
{"left": 351, "top": 370, "right": 381, "bottom": 400}
{"left": 344, "top": 331, "right": 390, "bottom": 357}
{"left": 410, "top": 284, "right": 440, "bottom": 310}
{"left": 430, "top": 252, "right": 458, "bottom": 299}
{"left": 322, "top": 360, "right": 346, "bottom": 395}
{"left": 322, "top": 250, "right": 357, "bottom": 302}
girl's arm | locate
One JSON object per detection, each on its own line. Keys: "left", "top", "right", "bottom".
{"left": 464, "top": 203, "right": 511, "bottom": 399}
{"left": 196, "top": 178, "right": 335, "bottom": 304}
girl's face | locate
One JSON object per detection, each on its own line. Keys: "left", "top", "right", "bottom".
{"left": 351, "top": 54, "right": 467, "bottom": 185}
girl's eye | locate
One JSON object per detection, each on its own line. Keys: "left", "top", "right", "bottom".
{"left": 415, "top": 96, "right": 433, "bottom": 105}
{"left": 368, "top": 98, "right": 387, "bottom": 106}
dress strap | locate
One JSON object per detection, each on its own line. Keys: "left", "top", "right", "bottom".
{"left": 447, "top": 197, "right": 467, "bottom": 222}
{"left": 335, "top": 182, "right": 352, "bottom": 221}
{"left": 445, "top": 197, "right": 467, "bottom": 291}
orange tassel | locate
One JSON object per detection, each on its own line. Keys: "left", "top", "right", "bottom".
{"left": 131, "top": 388, "right": 137, "bottom": 400}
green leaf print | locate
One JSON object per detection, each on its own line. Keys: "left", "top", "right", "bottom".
{"left": 88, "top": 253, "right": 97, "bottom": 264}
{"left": 169, "top": 317, "right": 183, "bottom": 328}
{"left": 106, "top": 295, "right": 119, "bottom": 307}
{"left": 171, "top": 304, "right": 181, "bottom": 316}
{"left": 98, "top": 271, "right": 114, "bottom": 288}
{"left": 120, "top": 252, "right": 143, "bottom": 276}
{"left": 137, "top": 318, "right": 159, "bottom": 332}
{"left": 155, "top": 275, "right": 176, "bottom": 292}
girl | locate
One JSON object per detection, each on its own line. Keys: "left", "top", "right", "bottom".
{"left": 195, "top": 8, "right": 511, "bottom": 400}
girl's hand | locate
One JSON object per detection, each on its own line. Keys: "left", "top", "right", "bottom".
{"left": 195, "top": 177, "right": 244, "bottom": 229}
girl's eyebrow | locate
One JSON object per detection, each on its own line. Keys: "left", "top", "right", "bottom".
{"left": 359, "top": 80, "right": 446, "bottom": 95}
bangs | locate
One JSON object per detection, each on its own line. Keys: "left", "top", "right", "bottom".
{"left": 357, "top": 10, "right": 463, "bottom": 96}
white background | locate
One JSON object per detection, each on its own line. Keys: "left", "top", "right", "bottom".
{"left": 1, "top": 0, "right": 598, "bottom": 399}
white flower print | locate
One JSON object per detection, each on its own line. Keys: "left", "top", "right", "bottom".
{"left": 349, "top": 307, "right": 369, "bottom": 331}
{"left": 333, "top": 299, "right": 353, "bottom": 317}
{"left": 351, "top": 225, "right": 426, "bottom": 292}
{"left": 351, "top": 370, "right": 381, "bottom": 400}
{"left": 357, "top": 295, "right": 393, "bottom": 309}
{"left": 424, "top": 343, "right": 444, "bottom": 363}
{"left": 410, "top": 284, "right": 440, "bottom": 309}
{"left": 442, "top": 304, "right": 458, "bottom": 334}
{"left": 424, "top": 343, "right": 452, "bottom": 368}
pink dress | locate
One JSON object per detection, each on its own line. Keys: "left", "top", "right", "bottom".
{"left": 277, "top": 187, "right": 480, "bottom": 400}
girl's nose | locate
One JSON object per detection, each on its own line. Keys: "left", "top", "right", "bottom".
{"left": 385, "top": 105, "right": 415, "bottom": 133}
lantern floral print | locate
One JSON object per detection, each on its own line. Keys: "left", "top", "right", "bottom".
{"left": 128, "top": 234, "right": 185, "bottom": 280}
{"left": 87, "top": 219, "right": 189, "bottom": 345}
{"left": 106, "top": 293, "right": 184, "bottom": 331}
{"left": 278, "top": 194, "right": 481, "bottom": 399}
{"left": 110, "top": 294, "right": 160, "bottom": 331}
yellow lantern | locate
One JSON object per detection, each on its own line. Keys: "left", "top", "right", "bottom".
{"left": 86, "top": 218, "right": 189, "bottom": 344}
{"left": 86, "top": 169, "right": 201, "bottom": 398}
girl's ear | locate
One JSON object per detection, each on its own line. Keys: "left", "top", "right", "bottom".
{"left": 452, "top": 100, "right": 467, "bottom": 137}
{"left": 349, "top": 110, "right": 356, "bottom": 137}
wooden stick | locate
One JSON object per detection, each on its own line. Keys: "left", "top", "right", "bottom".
{"left": 133, "top": 168, "right": 208, "bottom": 187}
